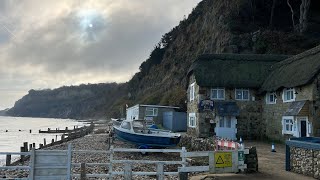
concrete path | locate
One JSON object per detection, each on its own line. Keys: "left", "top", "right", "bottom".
{"left": 190, "top": 140, "right": 313, "bottom": 180}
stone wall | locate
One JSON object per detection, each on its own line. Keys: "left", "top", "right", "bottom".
{"left": 290, "top": 146, "right": 320, "bottom": 178}
{"left": 179, "top": 134, "right": 216, "bottom": 151}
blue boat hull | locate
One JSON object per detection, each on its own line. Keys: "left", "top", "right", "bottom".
{"left": 113, "top": 127, "right": 181, "bottom": 148}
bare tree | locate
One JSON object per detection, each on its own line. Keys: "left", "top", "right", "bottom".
{"left": 269, "top": 0, "right": 277, "bottom": 28}
{"left": 287, "top": 0, "right": 296, "bottom": 31}
{"left": 299, "top": 0, "right": 311, "bottom": 32}
{"left": 287, "top": 0, "right": 311, "bottom": 33}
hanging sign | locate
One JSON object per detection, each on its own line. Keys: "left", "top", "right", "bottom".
{"left": 215, "top": 152, "right": 232, "bottom": 168}
{"left": 199, "top": 100, "right": 214, "bottom": 112}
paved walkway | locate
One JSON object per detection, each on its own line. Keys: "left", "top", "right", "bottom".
{"left": 190, "top": 140, "right": 313, "bottom": 180}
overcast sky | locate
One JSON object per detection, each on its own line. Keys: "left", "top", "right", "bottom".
{"left": 0, "top": 0, "right": 201, "bottom": 110}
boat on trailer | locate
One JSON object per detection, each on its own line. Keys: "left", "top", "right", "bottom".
{"left": 113, "top": 119, "right": 181, "bottom": 148}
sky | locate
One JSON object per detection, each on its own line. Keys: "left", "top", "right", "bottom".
{"left": 0, "top": 0, "right": 201, "bottom": 110}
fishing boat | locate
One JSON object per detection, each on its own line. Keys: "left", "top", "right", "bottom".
{"left": 113, "top": 119, "right": 181, "bottom": 148}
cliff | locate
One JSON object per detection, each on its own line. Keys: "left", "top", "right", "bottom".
{"left": 8, "top": 0, "right": 320, "bottom": 119}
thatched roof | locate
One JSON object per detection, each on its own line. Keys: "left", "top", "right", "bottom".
{"left": 188, "top": 54, "right": 290, "bottom": 88}
{"left": 261, "top": 45, "right": 320, "bottom": 92}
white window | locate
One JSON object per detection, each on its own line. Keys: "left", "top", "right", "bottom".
{"left": 282, "top": 116, "right": 294, "bottom": 134}
{"left": 189, "top": 83, "right": 195, "bottom": 102}
{"left": 283, "top": 88, "right": 295, "bottom": 102}
{"left": 188, "top": 113, "right": 196, "bottom": 128}
{"left": 235, "top": 88, "right": 249, "bottom": 101}
{"left": 145, "top": 108, "right": 158, "bottom": 116}
{"left": 266, "top": 92, "right": 277, "bottom": 104}
{"left": 211, "top": 88, "right": 225, "bottom": 100}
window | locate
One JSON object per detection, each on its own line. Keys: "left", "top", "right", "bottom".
{"left": 235, "top": 88, "right": 249, "bottom": 100}
{"left": 219, "top": 117, "right": 225, "bottom": 127}
{"left": 266, "top": 92, "right": 277, "bottom": 104}
{"left": 283, "top": 88, "right": 295, "bottom": 102}
{"left": 190, "top": 83, "right": 195, "bottom": 102}
{"left": 282, "top": 116, "right": 294, "bottom": 134}
{"left": 219, "top": 116, "right": 231, "bottom": 128}
{"left": 188, "top": 113, "right": 196, "bottom": 128}
{"left": 121, "top": 122, "right": 131, "bottom": 130}
{"left": 211, "top": 88, "right": 225, "bottom": 100}
{"left": 145, "top": 108, "right": 158, "bottom": 116}
{"left": 226, "top": 117, "right": 232, "bottom": 128}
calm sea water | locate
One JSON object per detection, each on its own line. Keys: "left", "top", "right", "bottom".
{"left": 0, "top": 116, "right": 85, "bottom": 165}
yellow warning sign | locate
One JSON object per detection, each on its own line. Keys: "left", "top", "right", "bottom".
{"left": 215, "top": 152, "right": 232, "bottom": 168}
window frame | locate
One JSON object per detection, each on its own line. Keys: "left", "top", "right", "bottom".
{"left": 210, "top": 87, "right": 225, "bottom": 100}
{"left": 188, "top": 113, "right": 196, "bottom": 128}
{"left": 189, "top": 83, "right": 195, "bottom": 102}
{"left": 145, "top": 107, "right": 158, "bottom": 117}
{"left": 266, "top": 92, "right": 277, "bottom": 104}
{"left": 282, "top": 116, "right": 294, "bottom": 135}
{"left": 282, "top": 88, "right": 296, "bottom": 103}
{"left": 235, "top": 88, "right": 250, "bottom": 101}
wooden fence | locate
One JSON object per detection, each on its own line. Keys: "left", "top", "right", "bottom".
{"left": 0, "top": 143, "right": 249, "bottom": 180}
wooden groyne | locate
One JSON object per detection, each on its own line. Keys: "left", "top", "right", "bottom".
{"left": 39, "top": 125, "right": 82, "bottom": 133}
{"left": 7, "top": 123, "right": 94, "bottom": 166}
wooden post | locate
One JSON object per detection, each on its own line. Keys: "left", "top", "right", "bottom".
{"left": 43, "top": 138, "right": 46, "bottom": 146}
{"left": 6, "top": 154, "right": 11, "bottom": 166}
{"left": 23, "top": 142, "right": 28, "bottom": 152}
{"left": 109, "top": 146, "right": 114, "bottom": 180}
{"left": 20, "top": 147, "right": 24, "bottom": 162}
{"left": 80, "top": 163, "right": 86, "bottom": 180}
{"left": 29, "top": 144, "right": 32, "bottom": 151}
{"left": 29, "top": 129, "right": 32, "bottom": 133}
{"left": 124, "top": 163, "right": 132, "bottom": 180}
{"left": 56, "top": 135, "right": 58, "bottom": 141}
{"left": 39, "top": 144, "right": 43, "bottom": 149}
{"left": 52, "top": 139, "right": 54, "bottom": 144}
{"left": 156, "top": 163, "right": 164, "bottom": 180}
{"left": 32, "top": 143, "right": 36, "bottom": 149}
{"left": 65, "top": 127, "right": 68, "bottom": 131}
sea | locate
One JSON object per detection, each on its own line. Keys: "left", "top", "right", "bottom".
{"left": 0, "top": 116, "right": 85, "bottom": 165}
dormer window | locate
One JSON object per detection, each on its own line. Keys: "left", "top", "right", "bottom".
{"left": 283, "top": 88, "right": 295, "bottom": 103}
{"left": 266, "top": 92, "right": 277, "bottom": 104}
{"left": 235, "top": 88, "right": 249, "bottom": 101}
{"left": 210, "top": 88, "right": 225, "bottom": 100}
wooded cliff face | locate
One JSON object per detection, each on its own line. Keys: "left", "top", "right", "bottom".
{"left": 8, "top": 0, "right": 320, "bottom": 119}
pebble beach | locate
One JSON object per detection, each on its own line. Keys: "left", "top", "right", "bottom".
{"left": 0, "top": 125, "right": 189, "bottom": 180}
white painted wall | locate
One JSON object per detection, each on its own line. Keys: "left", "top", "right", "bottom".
{"left": 126, "top": 105, "right": 139, "bottom": 120}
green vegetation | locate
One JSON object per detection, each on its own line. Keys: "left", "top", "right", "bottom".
{"left": 8, "top": 0, "right": 320, "bottom": 119}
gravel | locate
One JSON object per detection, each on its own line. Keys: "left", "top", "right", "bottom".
{"left": 0, "top": 126, "right": 193, "bottom": 179}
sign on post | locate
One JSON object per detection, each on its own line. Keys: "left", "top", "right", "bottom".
{"left": 238, "top": 151, "right": 245, "bottom": 161}
{"left": 214, "top": 152, "right": 232, "bottom": 168}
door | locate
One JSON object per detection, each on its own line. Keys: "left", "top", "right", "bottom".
{"left": 301, "top": 121, "right": 307, "bottom": 137}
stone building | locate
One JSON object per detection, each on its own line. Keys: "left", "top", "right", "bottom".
{"left": 187, "top": 45, "right": 320, "bottom": 141}
{"left": 186, "top": 54, "right": 289, "bottom": 139}
{"left": 261, "top": 45, "right": 320, "bottom": 141}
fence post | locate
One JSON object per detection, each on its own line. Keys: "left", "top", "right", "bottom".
{"left": 5, "top": 155, "right": 11, "bottom": 166}
{"left": 124, "top": 163, "right": 132, "bottom": 180}
{"left": 156, "top": 162, "right": 164, "bottom": 180}
{"left": 109, "top": 145, "right": 114, "bottom": 180}
{"left": 44, "top": 138, "right": 46, "bottom": 146}
{"left": 178, "top": 172, "right": 188, "bottom": 180}
{"left": 29, "top": 148, "right": 35, "bottom": 179}
{"left": 80, "top": 163, "right": 86, "bottom": 180}
{"left": 66, "top": 144, "right": 72, "bottom": 180}
{"left": 181, "top": 147, "right": 187, "bottom": 167}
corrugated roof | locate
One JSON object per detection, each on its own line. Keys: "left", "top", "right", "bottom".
{"left": 188, "top": 54, "right": 290, "bottom": 88}
{"left": 261, "top": 45, "right": 320, "bottom": 92}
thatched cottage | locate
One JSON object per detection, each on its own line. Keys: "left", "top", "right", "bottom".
{"left": 187, "top": 45, "right": 320, "bottom": 141}
{"left": 261, "top": 45, "right": 320, "bottom": 141}
{"left": 187, "top": 54, "right": 289, "bottom": 140}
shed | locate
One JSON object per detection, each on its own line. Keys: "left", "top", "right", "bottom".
{"left": 163, "top": 112, "right": 187, "bottom": 132}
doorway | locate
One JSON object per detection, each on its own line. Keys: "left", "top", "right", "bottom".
{"left": 300, "top": 120, "right": 307, "bottom": 137}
